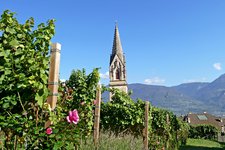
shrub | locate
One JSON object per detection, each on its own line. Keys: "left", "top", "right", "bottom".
{"left": 100, "top": 89, "right": 145, "bottom": 137}
{"left": 177, "top": 120, "right": 190, "bottom": 145}
{"left": 0, "top": 10, "right": 55, "bottom": 149}
{"left": 189, "top": 124, "right": 218, "bottom": 140}
{"left": 100, "top": 88, "right": 188, "bottom": 150}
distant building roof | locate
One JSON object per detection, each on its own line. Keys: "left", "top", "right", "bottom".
{"left": 184, "top": 112, "right": 225, "bottom": 131}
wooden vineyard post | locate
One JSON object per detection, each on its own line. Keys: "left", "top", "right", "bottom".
{"left": 47, "top": 43, "right": 61, "bottom": 110}
{"left": 166, "top": 113, "right": 170, "bottom": 149}
{"left": 94, "top": 84, "right": 102, "bottom": 149}
{"left": 166, "top": 113, "right": 170, "bottom": 124}
{"left": 143, "top": 101, "right": 149, "bottom": 150}
{"left": 45, "top": 43, "right": 61, "bottom": 128}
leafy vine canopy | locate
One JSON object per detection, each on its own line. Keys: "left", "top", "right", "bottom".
{"left": 0, "top": 10, "right": 55, "bottom": 114}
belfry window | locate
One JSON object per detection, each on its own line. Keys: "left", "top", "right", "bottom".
{"left": 116, "top": 69, "right": 120, "bottom": 80}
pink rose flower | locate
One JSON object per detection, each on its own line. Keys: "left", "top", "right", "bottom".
{"left": 66, "top": 109, "right": 79, "bottom": 124}
{"left": 46, "top": 127, "right": 52, "bottom": 135}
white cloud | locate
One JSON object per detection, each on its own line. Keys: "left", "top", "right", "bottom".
{"left": 184, "top": 79, "right": 196, "bottom": 83}
{"left": 100, "top": 71, "right": 109, "bottom": 79}
{"left": 144, "top": 77, "right": 165, "bottom": 85}
{"left": 213, "top": 63, "right": 222, "bottom": 71}
{"left": 184, "top": 77, "right": 207, "bottom": 83}
{"left": 60, "top": 79, "right": 66, "bottom": 82}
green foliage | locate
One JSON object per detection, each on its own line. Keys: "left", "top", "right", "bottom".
{"left": 101, "top": 88, "right": 145, "bottom": 137}
{"left": 147, "top": 108, "right": 189, "bottom": 150}
{"left": 177, "top": 119, "right": 190, "bottom": 146}
{"left": 189, "top": 124, "right": 218, "bottom": 140}
{"left": 0, "top": 9, "right": 54, "bottom": 111}
{"left": 149, "top": 108, "right": 177, "bottom": 149}
{"left": 0, "top": 10, "right": 100, "bottom": 149}
{"left": 0, "top": 9, "right": 55, "bottom": 149}
{"left": 36, "top": 68, "right": 100, "bottom": 149}
{"left": 0, "top": 10, "right": 54, "bottom": 111}
{"left": 67, "top": 68, "right": 100, "bottom": 136}
{"left": 101, "top": 88, "right": 189, "bottom": 150}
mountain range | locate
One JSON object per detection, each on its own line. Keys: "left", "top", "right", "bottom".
{"left": 102, "top": 74, "right": 225, "bottom": 117}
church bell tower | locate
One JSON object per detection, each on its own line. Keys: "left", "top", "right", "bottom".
{"left": 109, "top": 24, "right": 128, "bottom": 100}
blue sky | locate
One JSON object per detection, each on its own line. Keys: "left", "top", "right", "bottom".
{"left": 1, "top": 0, "right": 225, "bottom": 86}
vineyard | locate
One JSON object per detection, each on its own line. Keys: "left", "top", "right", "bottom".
{"left": 0, "top": 10, "right": 190, "bottom": 150}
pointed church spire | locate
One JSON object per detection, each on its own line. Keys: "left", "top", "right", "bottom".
{"left": 109, "top": 23, "right": 128, "bottom": 100}
{"left": 111, "top": 23, "right": 124, "bottom": 63}
{"left": 112, "top": 23, "right": 123, "bottom": 54}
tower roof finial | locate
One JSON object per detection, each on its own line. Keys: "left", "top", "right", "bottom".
{"left": 115, "top": 20, "right": 118, "bottom": 27}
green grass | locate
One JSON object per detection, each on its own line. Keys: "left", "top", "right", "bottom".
{"left": 2, "top": 131, "right": 225, "bottom": 150}
{"left": 0, "top": 131, "right": 143, "bottom": 150}
{"left": 79, "top": 132, "right": 143, "bottom": 150}
{"left": 180, "top": 138, "right": 225, "bottom": 150}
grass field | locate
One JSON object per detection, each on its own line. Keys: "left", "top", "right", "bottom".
{"left": 79, "top": 133, "right": 143, "bottom": 150}
{"left": 0, "top": 131, "right": 143, "bottom": 150}
{"left": 2, "top": 130, "right": 225, "bottom": 150}
{"left": 179, "top": 138, "right": 225, "bottom": 150}
{"left": 81, "top": 137, "right": 225, "bottom": 150}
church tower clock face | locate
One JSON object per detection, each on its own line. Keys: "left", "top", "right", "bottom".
{"left": 109, "top": 24, "right": 128, "bottom": 100}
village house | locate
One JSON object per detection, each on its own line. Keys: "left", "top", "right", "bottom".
{"left": 184, "top": 112, "right": 225, "bottom": 132}
{"left": 184, "top": 112, "right": 225, "bottom": 142}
